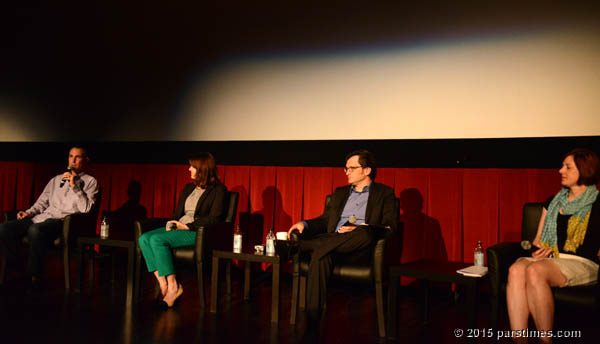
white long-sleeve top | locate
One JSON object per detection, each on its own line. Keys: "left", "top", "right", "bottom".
{"left": 25, "top": 172, "right": 99, "bottom": 223}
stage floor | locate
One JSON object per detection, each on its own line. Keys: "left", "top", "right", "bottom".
{"left": 1, "top": 253, "right": 597, "bottom": 344}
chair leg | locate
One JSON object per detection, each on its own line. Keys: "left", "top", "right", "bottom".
{"left": 490, "top": 295, "right": 499, "bottom": 335}
{"left": 134, "top": 252, "right": 142, "bottom": 303}
{"left": 111, "top": 248, "right": 117, "bottom": 283}
{"left": 197, "top": 259, "right": 206, "bottom": 308}
{"left": 89, "top": 252, "right": 95, "bottom": 286}
{"left": 63, "top": 245, "right": 71, "bottom": 290}
{"left": 299, "top": 275, "right": 306, "bottom": 309}
{"left": 290, "top": 266, "right": 299, "bottom": 324}
{"left": 375, "top": 281, "right": 385, "bottom": 337}
{"left": 226, "top": 261, "right": 231, "bottom": 295}
{"left": 0, "top": 255, "right": 6, "bottom": 285}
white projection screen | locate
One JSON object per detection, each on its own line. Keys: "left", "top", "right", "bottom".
{"left": 1, "top": 20, "right": 599, "bottom": 142}
{"left": 172, "top": 26, "right": 600, "bottom": 141}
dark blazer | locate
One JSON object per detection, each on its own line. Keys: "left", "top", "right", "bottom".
{"left": 305, "top": 181, "right": 397, "bottom": 234}
{"left": 172, "top": 182, "right": 228, "bottom": 231}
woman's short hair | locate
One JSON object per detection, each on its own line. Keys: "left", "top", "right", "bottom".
{"left": 564, "top": 148, "right": 600, "bottom": 186}
{"left": 189, "top": 152, "right": 220, "bottom": 188}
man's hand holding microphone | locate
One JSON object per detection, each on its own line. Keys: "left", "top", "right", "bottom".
{"left": 60, "top": 166, "right": 77, "bottom": 188}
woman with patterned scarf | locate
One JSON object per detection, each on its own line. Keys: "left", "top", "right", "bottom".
{"left": 505, "top": 148, "right": 600, "bottom": 343}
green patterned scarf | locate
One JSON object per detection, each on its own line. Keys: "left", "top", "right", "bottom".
{"left": 540, "top": 185, "right": 598, "bottom": 258}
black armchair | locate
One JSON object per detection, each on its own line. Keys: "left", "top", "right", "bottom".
{"left": 133, "top": 191, "right": 239, "bottom": 307}
{"left": 487, "top": 202, "right": 600, "bottom": 329}
{"left": 289, "top": 195, "right": 400, "bottom": 337}
{"left": 0, "top": 188, "right": 102, "bottom": 289}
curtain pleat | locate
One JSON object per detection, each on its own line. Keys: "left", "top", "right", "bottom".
{"left": 0, "top": 162, "right": 561, "bottom": 272}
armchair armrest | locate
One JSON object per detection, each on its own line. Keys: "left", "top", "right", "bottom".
{"left": 134, "top": 218, "right": 170, "bottom": 240}
{"left": 289, "top": 230, "right": 302, "bottom": 276}
{"left": 63, "top": 212, "right": 100, "bottom": 249}
{"left": 372, "top": 227, "right": 393, "bottom": 284}
{"left": 291, "top": 225, "right": 323, "bottom": 241}
{"left": 195, "top": 222, "right": 234, "bottom": 262}
{"left": 487, "top": 242, "right": 526, "bottom": 296}
{"left": 290, "top": 229, "right": 315, "bottom": 263}
{"left": 2, "top": 210, "right": 18, "bottom": 223}
{"left": 289, "top": 229, "right": 301, "bottom": 242}
{"left": 133, "top": 218, "right": 169, "bottom": 255}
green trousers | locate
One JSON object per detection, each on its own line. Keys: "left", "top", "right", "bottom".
{"left": 138, "top": 227, "right": 196, "bottom": 277}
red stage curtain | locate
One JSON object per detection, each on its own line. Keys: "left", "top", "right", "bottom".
{"left": 249, "top": 166, "right": 276, "bottom": 269}
{"left": 249, "top": 166, "right": 276, "bottom": 244}
{"left": 302, "top": 167, "right": 333, "bottom": 219}
{"left": 332, "top": 167, "right": 347, "bottom": 190}
{"left": 223, "top": 165, "right": 250, "bottom": 231}
{"left": 16, "top": 163, "right": 36, "bottom": 210}
{"left": 0, "top": 162, "right": 18, "bottom": 212}
{"left": 217, "top": 165, "right": 225, "bottom": 183}
{"left": 428, "top": 169, "right": 463, "bottom": 262}
{"left": 152, "top": 165, "right": 178, "bottom": 219}
{"left": 274, "top": 167, "right": 303, "bottom": 231}
{"left": 498, "top": 169, "right": 557, "bottom": 242}
{"left": 88, "top": 164, "right": 113, "bottom": 234}
{"left": 377, "top": 167, "right": 396, "bottom": 190}
{"left": 1, "top": 161, "right": 567, "bottom": 274}
{"left": 274, "top": 167, "right": 304, "bottom": 272}
{"left": 394, "top": 168, "right": 430, "bottom": 265}
{"left": 33, "top": 163, "right": 61, "bottom": 202}
{"left": 106, "top": 164, "right": 154, "bottom": 239}
{"left": 462, "top": 169, "right": 500, "bottom": 264}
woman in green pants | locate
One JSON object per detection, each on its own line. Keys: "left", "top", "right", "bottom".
{"left": 138, "top": 152, "right": 227, "bottom": 307}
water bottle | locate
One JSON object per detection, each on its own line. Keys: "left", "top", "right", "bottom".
{"left": 100, "top": 216, "right": 109, "bottom": 239}
{"left": 233, "top": 225, "right": 242, "bottom": 253}
{"left": 266, "top": 228, "right": 276, "bottom": 256}
{"left": 474, "top": 240, "right": 484, "bottom": 266}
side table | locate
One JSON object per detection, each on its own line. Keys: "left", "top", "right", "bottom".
{"left": 210, "top": 249, "right": 282, "bottom": 323}
{"left": 387, "top": 259, "right": 487, "bottom": 342}
{"left": 76, "top": 236, "right": 136, "bottom": 306}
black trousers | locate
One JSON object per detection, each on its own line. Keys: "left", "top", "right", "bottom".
{"left": 0, "top": 218, "right": 62, "bottom": 278}
{"left": 300, "top": 227, "right": 374, "bottom": 315}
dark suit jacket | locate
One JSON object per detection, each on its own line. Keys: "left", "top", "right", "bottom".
{"left": 305, "top": 181, "right": 397, "bottom": 235}
{"left": 172, "top": 182, "right": 228, "bottom": 231}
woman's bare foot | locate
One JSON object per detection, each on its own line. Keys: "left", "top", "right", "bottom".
{"left": 154, "top": 271, "right": 168, "bottom": 298}
{"left": 158, "top": 282, "right": 168, "bottom": 298}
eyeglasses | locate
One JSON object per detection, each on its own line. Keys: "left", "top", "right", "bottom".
{"left": 344, "top": 166, "right": 363, "bottom": 173}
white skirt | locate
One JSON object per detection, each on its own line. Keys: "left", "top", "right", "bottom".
{"left": 517, "top": 253, "right": 598, "bottom": 287}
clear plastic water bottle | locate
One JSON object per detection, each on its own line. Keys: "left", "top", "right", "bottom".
{"left": 266, "top": 228, "right": 276, "bottom": 256}
{"left": 100, "top": 216, "right": 109, "bottom": 239}
{"left": 233, "top": 224, "right": 242, "bottom": 253}
{"left": 474, "top": 240, "right": 484, "bottom": 266}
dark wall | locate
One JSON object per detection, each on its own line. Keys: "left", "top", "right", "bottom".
{"left": 2, "top": 136, "right": 599, "bottom": 168}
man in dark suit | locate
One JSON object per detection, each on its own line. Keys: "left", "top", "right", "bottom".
{"left": 287, "top": 149, "right": 397, "bottom": 320}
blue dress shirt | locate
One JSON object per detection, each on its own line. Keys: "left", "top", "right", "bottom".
{"left": 302, "top": 183, "right": 370, "bottom": 233}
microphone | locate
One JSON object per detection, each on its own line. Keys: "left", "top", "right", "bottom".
{"left": 521, "top": 240, "right": 535, "bottom": 256}
{"left": 60, "top": 166, "right": 73, "bottom": 188}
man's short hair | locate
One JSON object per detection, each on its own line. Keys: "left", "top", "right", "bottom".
{"left": 345, "top": 149, "right": 377, "bottom": 180}
{"left": 71, "top": 146, "right": 90, "bottom": 161}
